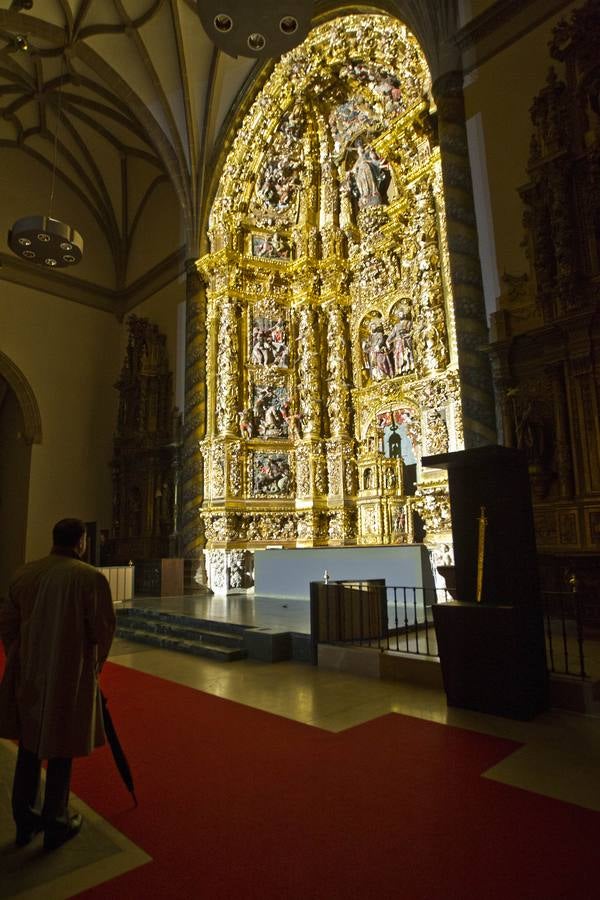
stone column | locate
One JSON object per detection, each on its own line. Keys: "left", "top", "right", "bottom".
{"left": 181, "top": 260, "right": 206, "bottom": 563}
{"left": 432, "top": 71, "right": 497, "bottom": 448}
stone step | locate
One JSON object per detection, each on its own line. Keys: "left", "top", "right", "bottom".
{"left": 115, "top": 624, "right": 247, "bottom": 662}
{"left": 115, "top": 615, "right": 245, "bottom": 649}
{"left": 116, "top": 607, "right": 248, "bottom": 636}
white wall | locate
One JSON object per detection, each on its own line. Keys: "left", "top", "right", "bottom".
{"left": 0, "top": 282, "right": 122, "bottom": 560}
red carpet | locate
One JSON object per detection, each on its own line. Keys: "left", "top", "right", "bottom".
{"left": 63, "top": 662, "right": 597, "bottom": 900}
{"left": 2, "top": 647, "right": 598, "bottom": 898}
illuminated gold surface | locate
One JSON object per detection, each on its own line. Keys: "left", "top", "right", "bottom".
{"left": 197, "top": 15, "right": 459, "bottom": 575}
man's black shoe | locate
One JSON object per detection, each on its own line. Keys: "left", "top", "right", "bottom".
{"left": 15, "top": 812, "right": 43, "bottom": 847}
{"left": 43, "top": 813, "right": 83, "bottom": 851}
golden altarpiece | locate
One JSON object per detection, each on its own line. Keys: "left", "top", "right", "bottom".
{"left": 198, "top": 17, "right": 462, "bottom": 592}
{"left": 488, "top": 1, "right": 600, "bottom": 598}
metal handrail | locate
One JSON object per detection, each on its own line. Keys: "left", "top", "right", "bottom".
{"left": 541, "top": 590, "right": 588, "bottom": 679}
{"left": 311, "top": 582, "right": 591, "bottom": 680}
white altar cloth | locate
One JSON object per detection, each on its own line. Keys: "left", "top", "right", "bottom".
{"left": 253, "top": 544, "right": 434, "bottom": 601}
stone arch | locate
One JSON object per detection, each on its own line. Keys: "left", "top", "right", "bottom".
{"left": 0, "top": 351, "right": 42, "bottom": 445}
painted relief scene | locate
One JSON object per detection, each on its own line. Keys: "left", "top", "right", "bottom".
{"left": 251, "top": 233, "right": 292, "bottom": 260}
{"left": 250, "top": 111, "right": 305, "bottom": 223}
{"left": 361, "top": 310, "right": 415, "bottom": 382}
{"left": 253, "top": 452, "right": 292, "bottom": 496}
{"left": 252, "top": 385, "right": 289, "bottom": 438}
{"left": 251, "top": 311, "right": 290, "bottom": 367}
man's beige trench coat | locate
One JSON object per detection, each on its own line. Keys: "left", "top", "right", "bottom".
{"left": 0, "top": 551, "right": 115, "bottom": 758}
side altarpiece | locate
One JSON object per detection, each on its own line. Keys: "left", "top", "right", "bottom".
{"left": 105, "top": 315, "right": 180, "bottom": 565}
{"left": 489, "top": 0, "right": 600, "bottom": 598}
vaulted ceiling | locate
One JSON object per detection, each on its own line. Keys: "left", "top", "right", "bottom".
{"left": 0, "top": 0, "right": 257, "bottom": 307}
{"left": 0, "top": 1, "right": 465, "bottom": 311}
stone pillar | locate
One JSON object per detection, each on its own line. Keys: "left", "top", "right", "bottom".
{"left": 432, "top": 71, "right": 497, "bottom": 448}
{"left": 181, "top": 260, "right": 206, "bottom": 563}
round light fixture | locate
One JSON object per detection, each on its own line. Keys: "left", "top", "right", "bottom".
{"left": 280, "top": 16, "right": 298, "bottom": 34}
{"left": 247, "top": 32, "right": 266, "bottom": 51}
{"left": 8, "top": 216, "right": 84, "bottom": 268}
{"left": 214, "top": 14, "right": 233, "bottom": 32}
{"left": 198, "top": 2, "right": 314, "bottom": 58}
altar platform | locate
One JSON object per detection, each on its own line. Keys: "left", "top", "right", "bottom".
{"left": 120, "top": 592, "right": 311, "bottom": 634}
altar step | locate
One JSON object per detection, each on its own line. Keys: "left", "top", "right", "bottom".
{"left": 115, "top": 607, "right": 248, "bottom": 662}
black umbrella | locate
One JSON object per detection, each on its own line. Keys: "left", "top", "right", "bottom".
{"left": 101, "top": 691, "right": 138, "bottom": 807}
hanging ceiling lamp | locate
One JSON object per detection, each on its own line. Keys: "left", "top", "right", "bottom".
{"left": 198, "top": 0, "right": 314, "bottom": 59}
{"left": 9, "top": 216, "right": 83, "bottom": 268}
{"left": 8, "top": 43, "right": 83, "bottom": 269}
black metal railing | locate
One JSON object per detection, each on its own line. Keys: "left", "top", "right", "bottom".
{"left": 312, "top": 581, "right": 592, "bottom": 681}
{"left": 310, "top": 580, "right": 445, "bottom": 662}
{"left": 380, "top": 586, "right": 444, "bottom": 657}
{"left": 541, "top": 590, "right": 588, "bottom": 679}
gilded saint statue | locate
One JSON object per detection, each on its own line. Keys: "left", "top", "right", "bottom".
{"left": 348, "top": 144, "right": 389, "bottom": 208}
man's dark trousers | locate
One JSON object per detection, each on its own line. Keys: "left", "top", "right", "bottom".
{"left": 12, "top": 743, "right": 72, "bottom": 826}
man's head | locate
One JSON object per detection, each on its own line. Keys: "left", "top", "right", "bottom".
{"left": 52, "top": 518, "right": 87, "bottom": 557}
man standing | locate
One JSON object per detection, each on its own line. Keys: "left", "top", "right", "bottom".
{"left": 0, "top": 519, "right": 115, "bottom": 850}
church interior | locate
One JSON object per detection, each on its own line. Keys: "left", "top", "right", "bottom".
{"left": 1, "top": 1, "right": 600, "bottom": 896}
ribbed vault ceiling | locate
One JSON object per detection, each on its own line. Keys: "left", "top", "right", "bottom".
{"left": 0, "top": 0, "right": 256, "bottom": 300}
{"left": 0, "top": 1, "right": 465, "bottom": 307}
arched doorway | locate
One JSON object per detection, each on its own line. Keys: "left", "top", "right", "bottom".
{"left": 197, "top": 14, "right": 462, "bottom": 584}
{"left": 0, "top": 352, "right": 42, "bottom": 595}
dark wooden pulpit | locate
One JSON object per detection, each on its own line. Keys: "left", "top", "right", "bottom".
{"left": 423, "top": 446, "right": 548, "bottom": 720}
